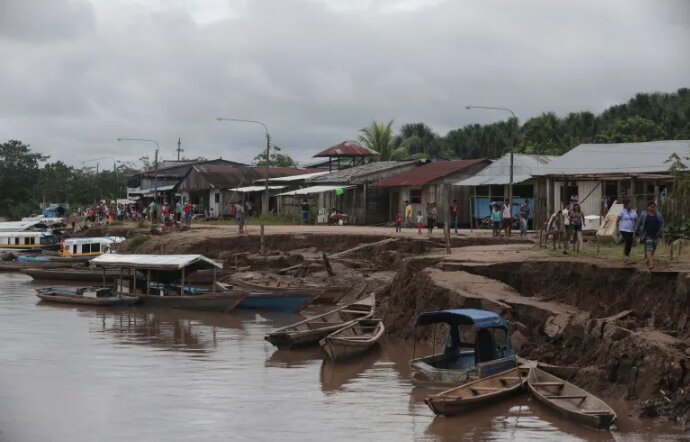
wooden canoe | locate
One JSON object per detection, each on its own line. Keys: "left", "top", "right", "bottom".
{"left": 36, "top": 287, "right": 139, "bottom": 307}
{"left": 424, "top": 366, "right": 529, "bottom": 416}
{"left": 231, "top": 277, "right": 322, "bottom": 293}
{"left": 320, "top": 318, "right": 384, "bottom": 362}
{"left": 528, "top": 367, "right": 617, "bottom": 430}
{"left": 22, "top": 267, "right": 120, "bottom": 282}
{"left": 264, "top": 293, "right": 375, "bottom": 349}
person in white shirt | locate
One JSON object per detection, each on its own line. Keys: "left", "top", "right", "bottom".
{"left": 502, "top": 200, "right": 512, "bottom": 237}
{"left": 615, "top": 198, "right": 637, "bottom": 257}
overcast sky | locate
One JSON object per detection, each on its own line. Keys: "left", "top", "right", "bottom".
{"left": 0, "top": 0, "right": 688, "bottom": 168}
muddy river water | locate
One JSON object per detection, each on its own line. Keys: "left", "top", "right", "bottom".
{"left": 0, "top": 273, "right": 685, "bottom": 441}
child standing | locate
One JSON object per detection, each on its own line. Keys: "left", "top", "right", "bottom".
{"left": 395, "top": 212, "right": 402, "bottom": 232}
{"left": 491, "top": 204, "right": 502, "bottom": 237}
{"left": 416, "top": 210, "right": 423, "bottom": 234}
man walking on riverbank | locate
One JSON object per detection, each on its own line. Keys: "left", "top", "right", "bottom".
{"left": 405, "top": 200, "right": 413, "bottom": 228}
{"left": 449, "top": 199, "right": 459, "bottom": 234}
{"left": 519, "top": 200, "right": 530, "bottom": 239}
{"left": 616, "top": 198, "right": 637, "bottom": 258}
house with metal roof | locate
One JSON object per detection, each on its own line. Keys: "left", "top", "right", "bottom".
{"left": 275, "top": 161, "right": 421, "bottom": 224}
{"left": 454, "top": 154, "right": 557, "bottom": 227}
{"left": 175, "top": 165, "right": 316, "bottom": 218}
{"left": 533, "top": 140, "right": 690, "bottom": 219}
{"left": 374, "top": 159, "right": 490, "bottom": 226}
{"left": 312, "top": 141, "right": 378, "bottom": 171}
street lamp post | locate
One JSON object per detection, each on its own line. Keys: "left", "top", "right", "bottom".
{"left": 216, "top": 118, "right": 271, "bottom": 255}
{"left": 465, "top": 105, "right": 517, "bottom": 212}
{"left": 117, "top": 138, "right": 160, "bottom": 202}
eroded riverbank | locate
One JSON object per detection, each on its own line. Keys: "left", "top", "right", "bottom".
{"left": 0, "top": 272, "right": 685, "bottom": 441}
{"left": 69, "top": 224, "right": 690, "bottom": 430}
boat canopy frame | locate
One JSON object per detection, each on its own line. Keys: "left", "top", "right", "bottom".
{"left": 414, "top": 309, "right": 508, "bottom": 331}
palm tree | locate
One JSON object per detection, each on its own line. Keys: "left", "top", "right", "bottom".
{"left": 358, "top": 120, "right": 395, "bottom": 161}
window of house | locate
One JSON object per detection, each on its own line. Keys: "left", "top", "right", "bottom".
{"left": 214, "top": 193, "right": 220, "bottom": 203}
{"left": 475, "top": 186, "right": 490, "bottom": 197}
{"left": 512, "top": 185, "right": 534, "bottom": 198}
{"left": 73, "top": 245, "right": 78, "bottom": 254}
{"left": 409, "top": 189, "right": 422, "bottom": 204}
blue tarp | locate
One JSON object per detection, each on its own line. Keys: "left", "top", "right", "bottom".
{"left": 415, "top": 308, "right": 507, "bottom": 330}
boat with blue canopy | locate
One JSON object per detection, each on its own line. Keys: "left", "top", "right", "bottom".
{"left": 410, "top": 308, "right": 517, "bottom": 387}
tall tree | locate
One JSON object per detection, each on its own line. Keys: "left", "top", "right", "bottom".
{"left": 358, "top": 120, "right": 395, "bottom": 161}
{"left": 0, "top": 140, "right": 48, "bottom": 218}
{"left": 253, "top": 146, "right": 296, "bottom": 167}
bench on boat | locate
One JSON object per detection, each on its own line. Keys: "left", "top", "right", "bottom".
{"left": 545, "top": 395, "right": 587, "bottom": 400}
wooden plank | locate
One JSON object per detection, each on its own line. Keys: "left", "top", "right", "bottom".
{"left": 532, "top": 382, "right": 564, "bottom": 387}
{"left": 582, "top": 410, "right": 612, "bottom": 414}
{"left": 545, "top": 395, "right": 586, "bottom": 400}
{"left": 470, "top": 387, "right": 502, "bottom": 392}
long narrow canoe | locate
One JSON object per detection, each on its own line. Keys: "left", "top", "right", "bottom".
{"left": 265, "top": 294, "right": 375, "bottom": 349}
{"left": 36, "top": 287, "right": 139, "bottom": 307}
{"left": 320, "top": 318, "right": 384, "bottom": 362}
{"left": 23, "top": 267, "right": 120, "bottom": 282}
{"left": 425, "top": 366, "right": 528, "bottom": 416}
{"left": 528, "top": 367, "right": 617, "bottom": 430}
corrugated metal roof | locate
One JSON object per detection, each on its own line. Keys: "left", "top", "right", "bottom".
{"left": 91, "top": 254, "right": 222, "bottom": 270}
{"left": 454, "top": 154, "right": 557, "bottom": 186}
{"left": 534, "top": 140, "right": 690, "bottom": 176}
{"left": 275, "top": 185, "right": 355, "bottom": 196}
{"left": 309, "top": 161, "right": 418, "bottom": 183}
{"left": 313, "top": 141, "right": 378, "bottom": 158}
{"left": 374, "top": 159, "right": 487, "bottom": 187}
{"left": 264, "top": 171, "right": 330, "bottom": 182}
{"left": 188, "top": 166, "right": 315, "bottom": 189}
{"left": 228, "top": 185, "right": 286, "bottom": 192}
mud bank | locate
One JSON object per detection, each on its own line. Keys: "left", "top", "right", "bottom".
{"left": 378, "top": 256, "right": 690, "bottom": 425}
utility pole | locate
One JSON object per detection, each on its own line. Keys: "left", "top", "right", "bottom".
{"left": 154, "top": 148, "right": 159, "bottom": 203}
{"left": 177, "top": 137, "right": 184, "bottom": 161}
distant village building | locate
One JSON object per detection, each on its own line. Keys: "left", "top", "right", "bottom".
{"left": 175, "top": 165, "right": 314, "bottom": 218}
{"left": 533, "top": 140, "right": 690, "bottom": 218}
{"left": 127, "top": 159, "right": 244, "bottom": 202}
{"left": 276, "top": 161, "right": 420, "bottom": 224}
{"left": 455, "top": 154, "right": 557, "bottom": 228}
{"left": 312, "top": 141, "right": 378, "bottom": 172}
{"left": 374, "top": 159, "right": 490, "bottom": 226}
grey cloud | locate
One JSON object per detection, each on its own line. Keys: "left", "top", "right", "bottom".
{"left": 0, "top": 0, "right": 94, "bottom": 42}
{"left": 0, "top": 0, "right": 688, "bottom": 167}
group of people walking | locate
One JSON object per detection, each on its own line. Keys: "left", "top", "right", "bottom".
{"left": 616, "top": 199, "right": 664, "bottom": 269}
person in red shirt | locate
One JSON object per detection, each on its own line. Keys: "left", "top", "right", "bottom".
{"left": 183, "top": 202, "right": 193, "bottom": 226}
{"left": 449, "top": 199, "right": 459, "bottom": 234}
{"left": 395, "top": 212, "right": 402, "bottom": 232}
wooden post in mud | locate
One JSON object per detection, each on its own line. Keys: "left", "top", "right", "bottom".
{"left": 260, "top": 225, "right": 265, "bottom": 255}
{"left": 322, "top": 253, "right": 335, "bottom": 276}
{"left": 444, "top": 225, "right": 451, "bottom": 254}
{"left": 539, "top": 228, "right": 543, "bottom": 248}
{"left": 180, "top": 268, "right": 185, "bottom": 296}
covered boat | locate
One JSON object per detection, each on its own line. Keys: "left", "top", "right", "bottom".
{"left": 320, "top": 318, "right": 384, "bottom": 362}
{"left": 35, "top": 286, "right": 139, "bottom": 307}
{"left": 528, "top": 367, "right": 617, "bottom": 430}
{"left": 410, "top": 309, "right": 517, "bottom": 387}
{"left": 60, "top": 236, "right": 125, "bottom": 257}
{"left": 425, "top": 366, "right": 528, "bottom": 416}
{"left": 265, "top": 294, "right": 375, "bottom": 349}
{"left": 90, "top": 254, "right": 245, "bottom": 313}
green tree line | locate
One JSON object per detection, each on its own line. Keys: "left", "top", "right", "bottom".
{"left": 0, "top": 140, "right": 135, "bottom": 219}
{"left": 359, "top": 88, "right": 690, "bottom": 160}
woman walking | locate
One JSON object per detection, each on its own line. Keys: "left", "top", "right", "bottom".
{"left": 637, "top": 201, "right": 664, "bottom": 270}
{"left": 570, "top": 204, "right": 585, "bottom": 252}
{"left": 427, "top": 202, "right": 437, "bottom": 237}
{"left": 616, "top": 199, "right": 637, "bottom": 258}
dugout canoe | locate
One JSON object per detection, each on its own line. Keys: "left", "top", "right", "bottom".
{"left": 320, "top": 318, "right": 384, "bottom": 362}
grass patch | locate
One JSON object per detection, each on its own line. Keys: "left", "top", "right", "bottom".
{"left": 206, "top": 213, "right": 301, "bottom": 226}
{"left": 127, "top": 234, "right": 150, "bottom": 251}
{"left": 546, "top": 240, "right": 670, "bottom": 264}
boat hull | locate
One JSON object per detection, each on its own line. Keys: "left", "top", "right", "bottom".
{"left": 320, "top": 319, "right": 384, "bottom": 362}
{"left": 22, "top": 268, "right": 119, "bottom": 282}
{"left": 425, "top": 367, "right": 528, "bottom": 416}
{"left": 36, "top": 291, "right": 139, "bottom": 307}
{"left": 237, "top": 292, "right": 315, "bottom": 313}
{"left": 264, "top": 294, "right": 376, "bottom": 349}
{"left": 410, "top": 355, "right": 517, "bottom": 387}
{"left": 138, "top": 293, "right": 245, "bottom": 313}
{"left": 528, "top": 367, "right": 617, "bottom": 430}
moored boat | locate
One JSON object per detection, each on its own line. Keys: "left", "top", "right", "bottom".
{"left": 410, "top": 309, "right": 517, "bottom": 387}
{"left": 22, "top": 267, "right": 119, "bottom": 282}
{"left": 424, "top": 366, "right": 529, "bottom": 416}
{"left": 320, "top": 318, "right": 385, "bottom": 362}
{"left": 265, "top": 294, "right": 376, "bottom": 349}
{"left": 527, "top": 367, "right": 617, "bottom": 430}
{"left": 90, "top": 254, "right": 245, "bottom": 313}
{"left": 35, "top": 286, "right": 139, "bottom": 307}
{"left": 216, "top": 282, "right": 318, "bottom": 313}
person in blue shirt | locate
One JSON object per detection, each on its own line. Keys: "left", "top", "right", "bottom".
{"left": 491, "top": 204, "right": 502, "bottom": 237}
{"left": 636, "top": 201, "right": 664, "bottom": 270}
